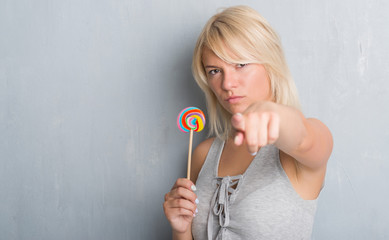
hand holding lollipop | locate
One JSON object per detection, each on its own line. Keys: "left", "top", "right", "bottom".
{"left": 177, "top": 107, "right": 206, "bottom": 180}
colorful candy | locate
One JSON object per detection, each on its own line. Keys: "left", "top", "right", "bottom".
{"left": 177, "top": 107, "right": 206, "bottom": 133}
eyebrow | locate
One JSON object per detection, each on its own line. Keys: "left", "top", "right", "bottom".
{"left": 204, "top": 65, "right": 219, "bottom": 69}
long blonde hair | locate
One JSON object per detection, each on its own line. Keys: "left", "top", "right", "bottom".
{"left": 192, "top": 5, "right": 300, "bottom": 140}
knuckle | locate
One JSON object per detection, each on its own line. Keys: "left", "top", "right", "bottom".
{"left": 259, "top": 112, "right": 269, "bottom": 121}
{"left": 248, "top": 141, "right": 257, "bottom": 149}
{"left": 184, "top": 180, "right": 192, "bottom": 189}
{"left": 163, "top": 201, "right": 168, "bottom": 211}
{"left": 192, "top": 193, "right": 197, "bottom": 202}
{"left": 176, "top": 187, "right": 184, "bottom": 196}
{"left": 177, "top": 199, "right": 184, "bottom": 206}
{"left": 178, "top": 208, "right": 185, "bottom": 214}
{"left": 175, "top": 178, "right": 181, "bottom": 185}
{"left": 268, "top": 136, "right": 276, "bottom": 142}
{"left": 261, "top": 135, "right": 269, "bottom": 146}
{"left": 270, "top": 111, "right": 279, "bottom": 119}
{"left": 269, "top": 132, "right": 279, "bottom": 140}
{"left": 247, "top": 135, "right": 257, "bottom": 144}
{"left": 246, "top": 111, "right": 257, "bottom": 119}
{"left": 248, "top": 140, "right": 257, "bottom": 147}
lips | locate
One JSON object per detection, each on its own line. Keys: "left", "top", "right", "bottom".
{"left": 226, "top": 96, "right": 243, "bottom": 104}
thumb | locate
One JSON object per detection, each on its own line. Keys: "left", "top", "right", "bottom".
{"left": 231, "top": 113, "right": 245, "bottom": 146}
{"left": 234, "top": 131, "right": 244, "bottom": 146}
{"left": 231, "top": 113, "right": 245, "bottom": 131}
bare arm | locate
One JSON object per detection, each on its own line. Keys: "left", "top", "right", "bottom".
{"left": 232, "top": 101, "right": 333, "bottom": 171}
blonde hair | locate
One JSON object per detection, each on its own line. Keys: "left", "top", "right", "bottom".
{"left": 192, "top": 5, "right": 300, "bottom": 140}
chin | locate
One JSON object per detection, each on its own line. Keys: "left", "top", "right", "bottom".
{"left": 226, "top": 107, "right": 244, "bottom": 115}
{"left": 220, "top": 103, "right": 247, "bottom": 115}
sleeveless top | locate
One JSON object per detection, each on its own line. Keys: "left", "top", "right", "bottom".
{"left": 192, "top": 138, "right": 318, "bottom": 240}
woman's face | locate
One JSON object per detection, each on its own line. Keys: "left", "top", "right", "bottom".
{"left": 202, "top": 48, "right": 272, "bottom": 114}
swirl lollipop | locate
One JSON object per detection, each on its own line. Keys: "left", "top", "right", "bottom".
{"left": 177, "top": 107, "right": 205, "bottom": 133}
{"left": 177, "top": 107, "right": 206, "bottom": 179}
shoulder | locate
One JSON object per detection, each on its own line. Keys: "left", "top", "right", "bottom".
{"left": 190, "top": 137, "right": 215, "bottom": 183}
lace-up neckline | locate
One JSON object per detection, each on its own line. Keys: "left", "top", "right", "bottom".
{"left": 207, "top": 140, "right": 259, "bottom": 239}
{"left": 191, "top": 138, "right": 318, "bottom": 240}
{"left": 207, "top": 175, "right": 243, "bottom": 239}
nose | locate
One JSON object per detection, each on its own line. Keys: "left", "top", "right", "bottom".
{"left": 221, "top": 69, "right": 238, "bottom": 90}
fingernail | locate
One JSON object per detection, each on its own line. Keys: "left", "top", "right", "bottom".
{"left": 193, "top": 213, "right": 196, "bottom": 217}
{"left": 195, "top": 198, "right": 199, "bottom": 204}
{"left": 250, "top": 151, "right": 257, "bottom": 156}
{"left": 195, "top": 208, "right": 198, "bottom": 213}
{"left": 236, "top": 113, "right": 242, "bottom": 117}
{"left": 191, "top": 185, "right": 197, "bottom": 191}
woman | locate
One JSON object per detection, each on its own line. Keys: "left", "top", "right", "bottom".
{"left": 164, "top": 5, "right": 333, "bottom": 240}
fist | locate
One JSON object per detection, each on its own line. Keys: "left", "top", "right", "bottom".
{"left": 232, "top": 102, "right": 280, "bottom": 154}
{"left": 163, "top": 178, "right": 198, "bottom": 234}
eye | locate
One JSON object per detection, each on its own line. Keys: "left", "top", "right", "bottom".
{"left": 237, "top": 63, "right": 248, "bottom": 68}
{"left": 208, "top": 69, "right": 220, "bottom": 75}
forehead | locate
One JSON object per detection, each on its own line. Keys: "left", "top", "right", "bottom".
{"left": 201, "top": 47, "right": 239, "bottom": 66}
{"left": 201, "top": 48, "right": 218, "bottom": 63}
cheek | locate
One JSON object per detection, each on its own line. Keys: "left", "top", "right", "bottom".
{"left": 207, "top": 82, "right": 225, "bottom": 104}
{"left": 252, "top": 70, "right": 270, "bottom": 92}
{"left": 207, "top": 81, "right": 220, "bottom": 95}
{"left": 255, "top": 80, "right": 272, "bottom": 100}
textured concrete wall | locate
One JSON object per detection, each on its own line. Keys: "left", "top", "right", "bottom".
{"left": 1, "top": 0, "right": 388, "bottom": 239}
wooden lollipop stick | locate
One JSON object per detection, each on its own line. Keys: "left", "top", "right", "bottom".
{"left": 187, "top": 129, "right": 194, "bottom": 180}
{"left": 177, "top": 107, "right": 205, "bottom": 180}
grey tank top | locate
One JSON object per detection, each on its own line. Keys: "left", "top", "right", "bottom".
{"left": 192, "top": 138, "right": 318, "bottom": 240}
